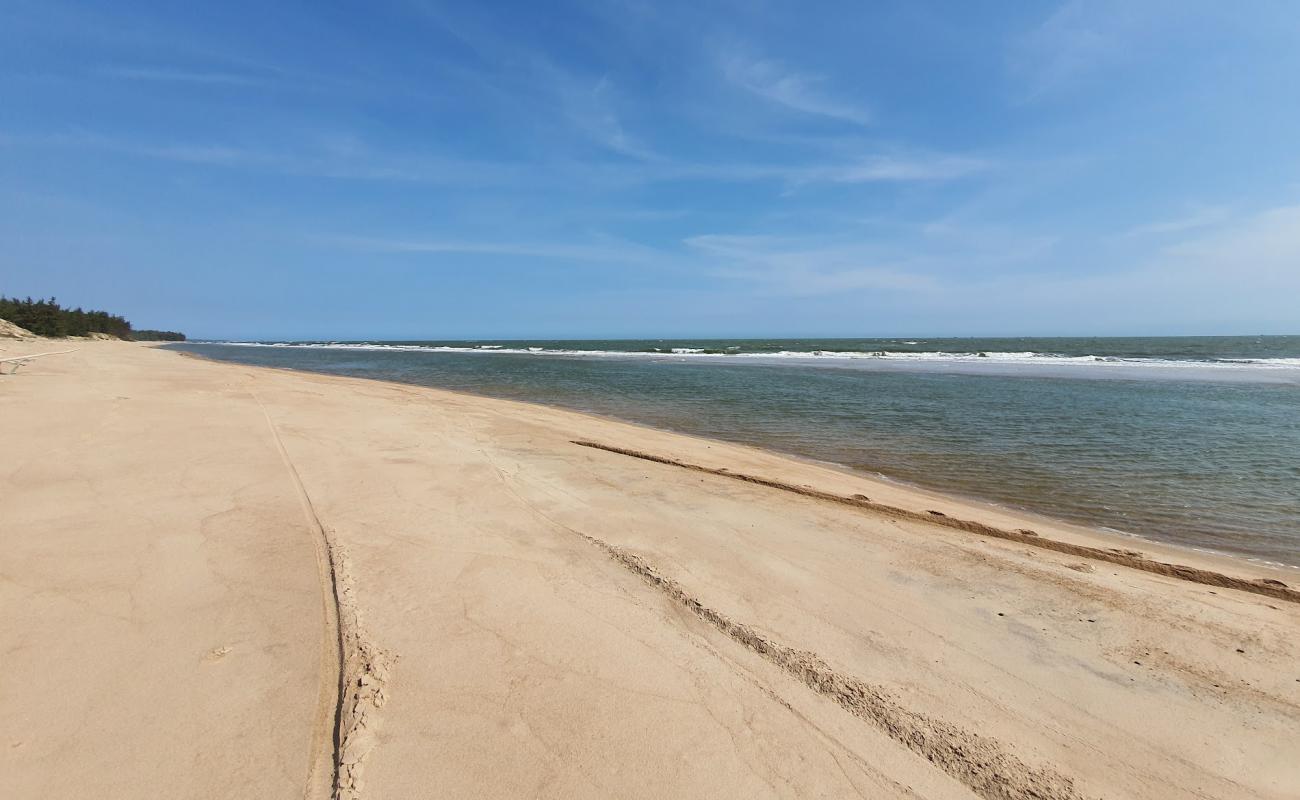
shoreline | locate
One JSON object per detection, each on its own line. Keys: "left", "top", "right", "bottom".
{"left": 570, "top": 438, "right": 1300, "bottom": 603}
{"left": 174, "top": 344, "right": 1298, "bottom": 579}
{"left": 6, "top": 340, "right": 1298, "bottom": 799}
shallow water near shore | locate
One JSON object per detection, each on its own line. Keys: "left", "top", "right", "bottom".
{"left": 173, "top": 336, "right": 1300, "bottom": 566}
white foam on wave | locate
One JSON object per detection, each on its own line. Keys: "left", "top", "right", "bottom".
{"left": 209, "top": 341, "right": 1300, "bottom": 370}
{"left": 1224, "top": 357, "right": 1300, "bottom": 367}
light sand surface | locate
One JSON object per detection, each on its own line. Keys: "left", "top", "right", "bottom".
{"left": 2, "top": 341, "right": 1297, "bottom": 799}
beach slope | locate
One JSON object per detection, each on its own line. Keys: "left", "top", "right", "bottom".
{"left": 2, "top": 341, "right": 1296, "bottom": 799}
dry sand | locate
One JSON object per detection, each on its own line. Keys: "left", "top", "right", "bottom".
{"left": 2, "top": 341, "right": 1297, "bottom": 799}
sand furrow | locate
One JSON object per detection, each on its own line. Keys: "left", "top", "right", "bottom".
{"left": 576, "top": 532, "right": 1086, "bottom": 800}
{"left": 254, "top": 392, "right": 391, "bottom": 799}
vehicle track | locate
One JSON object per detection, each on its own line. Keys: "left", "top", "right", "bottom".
{"left": 254, "top": 389, "right": 391, "bottom": 800}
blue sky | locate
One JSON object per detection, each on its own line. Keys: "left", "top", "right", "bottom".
{"left": 2, "top": 0, "right": 1299, "bottom": 339}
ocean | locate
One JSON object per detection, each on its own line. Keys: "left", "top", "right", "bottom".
{"left": 171, "top": 336, "right": 1300, "bottom": 567}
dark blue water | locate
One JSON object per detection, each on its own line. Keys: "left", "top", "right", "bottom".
{"left": 173, "top": 337, "right": 1300, "bottom": 566}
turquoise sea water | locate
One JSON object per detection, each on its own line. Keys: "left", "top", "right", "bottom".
{"left": 173, "top": 337, "right": 1300, "bottom": 566}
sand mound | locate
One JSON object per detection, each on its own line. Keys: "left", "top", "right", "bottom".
{"left": 0, "top": 318, "right": 37, "bottom": 339}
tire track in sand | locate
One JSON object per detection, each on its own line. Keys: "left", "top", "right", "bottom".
{"left": 579, "top": 533, "right": 1087, "bottom": 800}
{"left": 253, "top": 390, "right": 392, "bottom": 800}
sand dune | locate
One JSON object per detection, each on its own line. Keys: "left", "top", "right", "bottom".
{"left": 2, "top": 341, "right": 1296, "bottom": 799}
{"left": 0, "top": 318, "right": 37, "bottom": 339}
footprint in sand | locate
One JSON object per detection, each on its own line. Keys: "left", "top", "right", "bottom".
{"left": 203, "top": 645, "right": 233, "bottom": 663}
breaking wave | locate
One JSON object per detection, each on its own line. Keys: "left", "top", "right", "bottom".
{"left": 209, "top": 341, "right": 1300, "bottom": 370}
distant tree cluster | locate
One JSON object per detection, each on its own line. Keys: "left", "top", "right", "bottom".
{"left": 0, "top": 295, "right": 183, "bottom": 340}
{"left": 132, "top": 329, "right": 187, "bottom": 341}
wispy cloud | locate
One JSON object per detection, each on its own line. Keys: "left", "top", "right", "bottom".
{"left": 320, "top": 234, "right": 658, "bottom": 265}
{"left": 684, "top": 201, "right": 1300, "bottom": 326}
{"left": 1008, "top": 0, "right": 1160, "bottom": 100}
{"left": 97, "top": 65, "right": 272, "bottom": 86}
{"left": 550, "top": 73, "right": 660, "bottom": 160}
{"left": 687, "top": 234, "right": 937, "bottom": 295}
{"left": 804, "top": 154, "right": 990, "bottom": 183}
{"left": 5, "top": 129, "right": 988, "bottom": 190}
{"left": 406, "top": 2, "right": 660, "bottom": 160}
{"left": 971, "top": 202, "right": 1300, "bottom": 331}
{"left": 720, "top": 47, "right": 870, "bottom": 126}
{"left": 3, "top": 131, "right": 530, "bottom": 184}
{"left": 1159, "top": 203, "right": 1300, "bottom": 278}
{"left": 593, "top": 150, "right": 991, "bottom": 186}
{"left": 1121, "top": 206, "right": 1229, "bottom": 237}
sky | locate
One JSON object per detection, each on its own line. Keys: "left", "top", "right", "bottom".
{"left": 2, "top": 0, "right": 1300, "bottom": 339}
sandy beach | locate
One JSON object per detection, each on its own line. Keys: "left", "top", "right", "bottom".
{"left": 2, "top": 340, "right": 1297, "bottom": 799}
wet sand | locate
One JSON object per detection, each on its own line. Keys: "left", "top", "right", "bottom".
{"left": 2, "top": 341, "right": 1297, "bottom": 799}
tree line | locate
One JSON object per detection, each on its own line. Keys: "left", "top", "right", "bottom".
{"left": 0, "top": 296, "right": 185, "bottom": 341}
{"left": 133, "top": 329, "right": 188, "bottom": 341}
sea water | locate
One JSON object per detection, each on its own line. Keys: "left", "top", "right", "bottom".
{"left": 173, "top": 336, "right": 1300, "bottom": 567}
